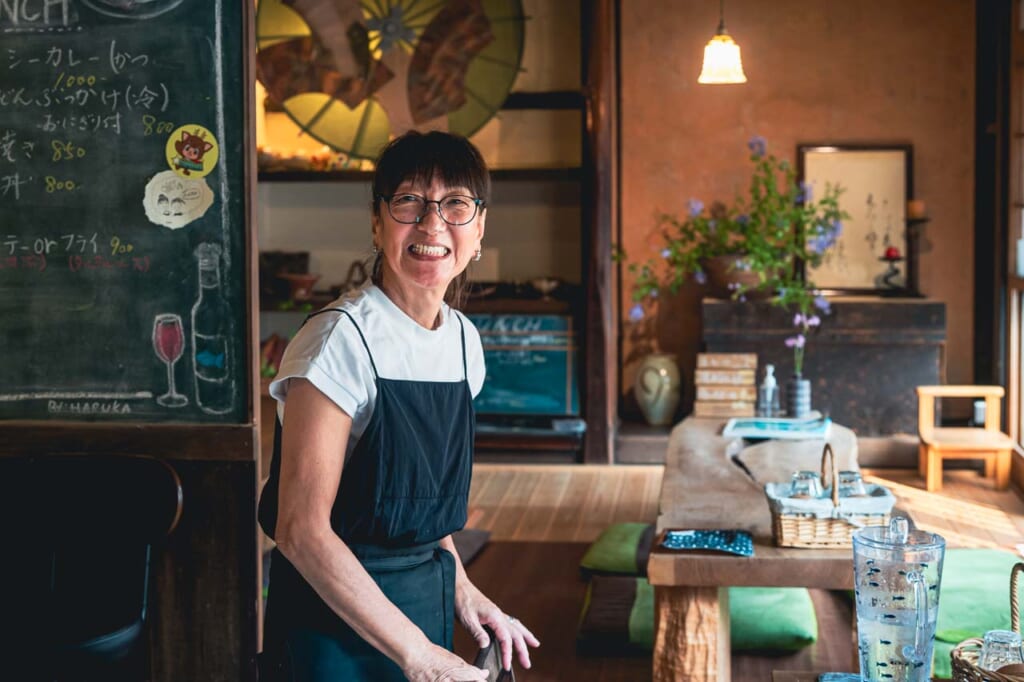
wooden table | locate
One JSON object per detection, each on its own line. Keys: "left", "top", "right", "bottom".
{"left": 647, "top": 417, "right": 860, "bottom": 682}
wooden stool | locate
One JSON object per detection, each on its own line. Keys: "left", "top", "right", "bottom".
{"left": 916, "top": 385, "right": 1013, "bottom": 492}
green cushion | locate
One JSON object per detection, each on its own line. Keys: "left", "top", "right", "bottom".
{"left": 578, "top": 524, "right": 818, "bottom": 653}
{"left": 929, "top": 548, "right": 1020, "bottom": 679}
{"left": 730, "top": 587, "right": 818, "bottom": 651}
{"left": 935, "top": 548, "right": 1019, "bottom": 643}
{"left": 579, "top": 522, "right": 654, "bottom": 577}
{"left": 576, "top": 576, "right": 817, "bottom": 653}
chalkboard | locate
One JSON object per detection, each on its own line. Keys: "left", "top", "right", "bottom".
{"left": 468, "top": 314, "right": 579, "bottom": 416}
{"left": 0, "top": 0, "right": 249, "bottom": 422}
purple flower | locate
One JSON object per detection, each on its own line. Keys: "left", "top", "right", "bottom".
{"left": 694, "top": 270, "right": 708, "bottom": 284}
{"left": 748, "top": 135, "right": 767, "bottom": 158}
{"left": 793, "top": 313, "right": 805, "bottom": 326}
{"left": 648, "top": 289, "right": 659, "bottom": 299}
{"left": 805, "top": 315, "right": 821, "bottom": 327}
{"left": 813, "top": 295, "right": 831, "bottom": 313}
{"left": 796, "top": 182, "right": 812, "bottom": 204}
{"left": 832, "top": 220, "right": 843, "bottom": 238}
{"left": 738, "top": 294, "right": 747, "bottom": 302}
{"left": 785, "top": 334, "right": 806, "bottom": 349}
{"left": 629, "top": 303, "right": 644, "bottom": 322}
{"left": 660, "top": 248, "right": 671, "bottom": 259}
{"left": 687, "top": 198, "right": 704, "bottom": 218}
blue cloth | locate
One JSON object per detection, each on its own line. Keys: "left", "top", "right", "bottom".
{"left": 259, "top": 310, "right": 474, "bottom": 680}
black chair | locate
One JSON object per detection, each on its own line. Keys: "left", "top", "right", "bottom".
{"left": 0, "top": 454, "right": 183, "bottom": 681}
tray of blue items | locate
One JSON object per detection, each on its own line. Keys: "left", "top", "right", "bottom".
{"left": 763, "top": 444, "right": 896, "bottom": 548}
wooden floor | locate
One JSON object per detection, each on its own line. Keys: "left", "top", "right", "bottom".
{"left": 458, "top": 464, "right": 1024, "bottom": 681}
{"left": 468, "top": 464, "right": 1024, "bottom": 550}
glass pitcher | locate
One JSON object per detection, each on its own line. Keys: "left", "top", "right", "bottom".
{"left": 852, "top": 517, "right": 945, "bottom": 682}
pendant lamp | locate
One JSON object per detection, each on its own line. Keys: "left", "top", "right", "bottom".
{"left": 697, "top": 0, "right": 747, "bottom": 84}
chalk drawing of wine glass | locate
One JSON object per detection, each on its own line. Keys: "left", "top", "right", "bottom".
{"left": 152, "top": 313, "right": 188, "bottom": 407}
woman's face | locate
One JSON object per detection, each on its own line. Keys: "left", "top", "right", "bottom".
{"left": 373, "top": 176, "right": 486, "bottom": 297}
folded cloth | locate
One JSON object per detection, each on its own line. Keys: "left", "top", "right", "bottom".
{"left": 661, "top": 529, "right": 754, "bottom": 556}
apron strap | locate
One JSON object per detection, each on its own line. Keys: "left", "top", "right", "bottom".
{"left": 304, "top": 308, "right": 379, "bottom": 380}
{"left": 455, "top": 311, "right": 467, "bottom": 381}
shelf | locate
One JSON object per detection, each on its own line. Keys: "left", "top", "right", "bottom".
{"left": 500, "top": 90, "right": 586, "bottom": 110}
{"left": 257, "top": 167, "right": 582, "bottom": 183}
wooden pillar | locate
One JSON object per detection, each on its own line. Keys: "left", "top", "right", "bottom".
{"left": 653, "top": 585, "right": 730, "bottom": 682}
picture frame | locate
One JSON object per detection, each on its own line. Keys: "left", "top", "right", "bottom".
{"left": 797, "top": 144, "right": 916, "bottom": 296}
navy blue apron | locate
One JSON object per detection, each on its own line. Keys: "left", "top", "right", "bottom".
{"left": 258, "top": 308, "right": 475, "bottom": 681}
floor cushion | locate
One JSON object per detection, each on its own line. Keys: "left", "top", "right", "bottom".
{"left": 578, "top": 523, "right": 818, "bottom": 653}
{"left": 579, "top": 522, "right": 655, "bottom": 578}
{"left": 577, "top": 575, "right": 817, "bottom": 653}
{"left": 930, "top": 548, "right": 1020, "bottom": 679}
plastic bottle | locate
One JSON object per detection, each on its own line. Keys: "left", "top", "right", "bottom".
{"left": 191, "top": 242, "right": 234, "bottom": 415}
{"left": 757, "top": 364, "right": 779, "bottom": 417}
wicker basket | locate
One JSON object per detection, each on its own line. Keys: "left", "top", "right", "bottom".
{"left": 764, "top": 443, "right": 895, "bottom": 548}
{"left": 951, "top": 563, "right": 1024, "bottom": 682}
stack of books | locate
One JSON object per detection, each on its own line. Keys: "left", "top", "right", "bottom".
{"left": 693, "top": 352, "right": 757, "bottom": 417}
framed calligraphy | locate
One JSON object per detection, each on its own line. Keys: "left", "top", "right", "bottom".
{"left": 797, "top": 144, "right": 916, "bottom": 296}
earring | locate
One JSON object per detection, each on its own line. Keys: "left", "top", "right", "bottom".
{"left": 371, "top": 244, "right": 379, "bottom": 255}
{"left": 473, "top": 249, "right": 482, "bottom": 262}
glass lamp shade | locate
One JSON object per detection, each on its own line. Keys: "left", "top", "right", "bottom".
{"left": 698, "top": 32, "right": 747, "bottom": 84}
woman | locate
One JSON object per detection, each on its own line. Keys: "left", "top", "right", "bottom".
{"left": 258, "top": 131, "right": 539, "bottom": 681}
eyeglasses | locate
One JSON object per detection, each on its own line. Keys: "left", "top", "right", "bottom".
{"left": 378, "top": 193, "right": 484, "bottom": 226}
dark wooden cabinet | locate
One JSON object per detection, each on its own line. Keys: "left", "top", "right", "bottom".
{"left": 702, "top": 298, "right": 946, "bottom": 435}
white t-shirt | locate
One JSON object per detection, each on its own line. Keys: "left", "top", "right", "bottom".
{"left": 269, "top": 283, "right": 486, "bottom": 462}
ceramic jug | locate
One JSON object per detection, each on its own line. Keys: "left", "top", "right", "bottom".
{"left": 852, "top": 517, "right": 945, "bottom": 681}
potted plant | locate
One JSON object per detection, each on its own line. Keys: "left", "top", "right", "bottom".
{"left": 626, "top": 136, "right": 847, "bottom": 303}
{"left": 623, "top": 136, "right": 848, "bottom": 418}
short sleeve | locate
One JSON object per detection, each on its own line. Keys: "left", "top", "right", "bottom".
{"left": 268, "top": 311, "right": 374, "bottom": 421}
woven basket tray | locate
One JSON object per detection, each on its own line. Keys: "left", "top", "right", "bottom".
{"left": 764, "top": 443, "right": 895, "bottom": 549}
{"left": 951, "top": 563, "right": 1024, "bottom": 681}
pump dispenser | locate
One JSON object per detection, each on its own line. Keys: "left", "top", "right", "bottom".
{"left": 757, "top": 364, "right": 779, "bottom": 417}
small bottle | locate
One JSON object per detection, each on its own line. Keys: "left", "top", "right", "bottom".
{"left": 191, "top": 242, "right": 234, "bottom": 415}
{"left": 757, "top": 364, "right": 779, "bottom": 417}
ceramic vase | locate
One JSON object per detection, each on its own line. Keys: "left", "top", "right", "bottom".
{"left": 787, "top": 374, "right": 812, "bottom": 418}
{"left": 635, "top": 353, "right": 681, "bottom": 426}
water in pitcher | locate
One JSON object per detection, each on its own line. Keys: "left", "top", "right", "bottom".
{"left": 857, "top": 601, "right": 937, "bottom": 680}
{"left": 853, "top": 517, "right": 945, "bottom": 682}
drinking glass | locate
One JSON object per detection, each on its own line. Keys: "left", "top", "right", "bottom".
{"left": 790, "top": 470, "right": 823, "bottom": 498}
{"left": 837, "top": 470, "right": 867, "bottom": 497}
{"left": 153, "top": 313, "right": 188, "bottom": 407}
{"left": 978, "top": 629, "right": 1024, "bottom": 671}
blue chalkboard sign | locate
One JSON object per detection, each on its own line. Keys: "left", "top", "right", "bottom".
{"left": 468, "top": 314, "right": 579, "bottom": 416}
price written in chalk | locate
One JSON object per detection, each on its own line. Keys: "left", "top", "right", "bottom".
{"left": 51, "top": 140, "right": 86, "bottom": 162}
{"left": 44, "top": 176, "right": 78, "bottom": 192}
{"left": 52, "top": 72, "right": 98, "bottom": 91}
{"left": 109, "top": 236, "right": 133, "bottom": 256}
{"left": 142, "top": 114, "right": 174, "bottom": 136}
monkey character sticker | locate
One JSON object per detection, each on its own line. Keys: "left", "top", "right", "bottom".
{"left": 166, "top": 124, "right": 219, "bottom": 179}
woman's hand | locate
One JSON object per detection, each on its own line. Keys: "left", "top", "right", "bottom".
{"left": 401, "top": 642, "right": 489, "bottom": 682}
{"left": 455, "top": 579, "right": 540, "bottom": 671}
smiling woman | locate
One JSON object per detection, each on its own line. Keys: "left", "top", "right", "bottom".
{"left": 257, "top": 131, "right": 539, "bottom": 682}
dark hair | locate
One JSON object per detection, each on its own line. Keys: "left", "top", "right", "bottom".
{"left": 369, "top": 131, "right": 490, "bottom": 309}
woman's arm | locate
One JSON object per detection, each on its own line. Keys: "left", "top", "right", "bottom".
{"left": 440, "top": 534, "right": 540, "bottom": 671}
{"left": 275, "top": 379, "right": 486, "bottom": 681}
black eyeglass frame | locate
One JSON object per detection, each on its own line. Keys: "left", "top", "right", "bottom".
{"left": 376, "top": 193, "right": 485, "bottom": 226}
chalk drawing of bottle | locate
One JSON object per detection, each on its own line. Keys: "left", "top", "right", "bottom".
{"left": 191, "top": 242, "right": 234, "bottom": 415}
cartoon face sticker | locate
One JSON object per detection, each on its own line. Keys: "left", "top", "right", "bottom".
{"left": 143, "top": 170, "right": 215, "bottom": 229}
{"left": 165, "top": 124, "right": 219, "bottom": 179}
